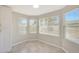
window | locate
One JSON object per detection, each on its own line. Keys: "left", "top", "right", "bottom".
{"left": 47, "top": 16, "right": 59, "bottom": 36}
{"left": 18, "top": 19, "right": 27, "bottom": 34}
{"left": 64, "top": 8, "right": 79, "bottom": 43}
{"left": 39, "top": 16, "right": 59, "bottom": 36}
{"left": 39, "top": 18, "right": 48, "bottom": 34}
{"left": 29, "top": 19, "right": 37, "bottom": 33}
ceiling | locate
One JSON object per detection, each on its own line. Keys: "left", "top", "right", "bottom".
{"left": 9, "top": 5, "right": 66, "bottom": 16}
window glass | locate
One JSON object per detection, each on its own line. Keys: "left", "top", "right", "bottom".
{"left": 29, "top": 19, "right": 37, "bottom": 33}
{"left": 64, "top": 8, "right": 79, "bottom": 43}
{"left": 18, "top": 19, "right": 27, "bottom": 34}
{"left": 39, "top": 16, "right": 59, "bottom": 36}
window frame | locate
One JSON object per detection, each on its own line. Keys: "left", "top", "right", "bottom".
{"left": 63, "top": 8, "right": 79, "bottom": 44}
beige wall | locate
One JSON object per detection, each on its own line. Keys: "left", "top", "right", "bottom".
{"left": 0, "top": 6, "right": 13, "bottom": 52}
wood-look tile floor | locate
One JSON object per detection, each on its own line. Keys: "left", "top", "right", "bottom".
{"left": 10, "top": 40, "right": 65, "bottom": 53}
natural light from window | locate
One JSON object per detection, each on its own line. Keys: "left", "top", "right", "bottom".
{"left": 64, "top": 8, "right": 79, "bottom": 44}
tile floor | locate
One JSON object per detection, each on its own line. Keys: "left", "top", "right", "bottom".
{"left": 10, "top": 40, "right": 65, "bottom": 53}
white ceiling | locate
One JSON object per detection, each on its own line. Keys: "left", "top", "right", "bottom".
{"left": 9, "top": 5, "right": 66, "bottom": 16}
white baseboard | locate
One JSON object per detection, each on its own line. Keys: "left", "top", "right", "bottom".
{"left": 62, "top": 48, "right": 69, "bottom": 53}
{"left": 12, "top": 39, "right": 37, "bottom": 47}
{"left": 39, "top": 39, "right": 62, "bottom": 49}
{"left": 38, "top": 39, "right": 68, "bottom": 53}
